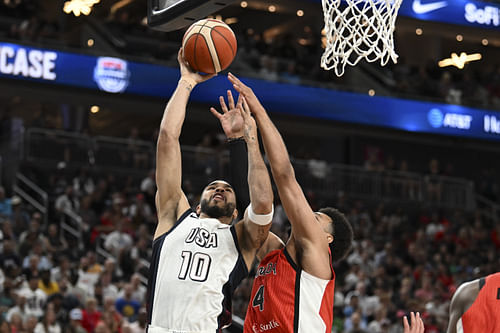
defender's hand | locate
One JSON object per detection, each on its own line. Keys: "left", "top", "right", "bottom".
{"left": 210, "top": 90, "right": 245, "bottom": 139}
{"left": 178, "top": 48, "right": 216, "bottom": 85}
{"left": 227, "top": 72, "right": 265, "bottom": 115}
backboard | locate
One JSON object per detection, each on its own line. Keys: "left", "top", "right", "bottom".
{"left": 147, "top": 0, "right": 239, "bottom": 32}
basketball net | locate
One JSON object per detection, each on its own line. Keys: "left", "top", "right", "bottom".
{"left": 321, "top": 0, "right": 402, "bottom": 77}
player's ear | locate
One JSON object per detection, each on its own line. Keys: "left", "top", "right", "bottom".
{"left": 327, "top": 234, "right": 334, "bottom": 244}
{"left": 232, "top": 208, "right": 238, "bottom": 221}
{"left": 196, "top": 204, "right": 201, "bottom": 215}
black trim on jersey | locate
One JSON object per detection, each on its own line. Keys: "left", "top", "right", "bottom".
{"left": 216, "top": 225, "right": 249, "bottom": 330}
{"left": 284, "top": 247, "right": 299, "bottom": 271}
{"left": 479, "top": 277, "right": 486, "bottom": 291}
{"left": 146, "top": 208, "right": 194, "bottom": 330}
{"left": 293, "top": 268, "right": 302, "bottom": 333}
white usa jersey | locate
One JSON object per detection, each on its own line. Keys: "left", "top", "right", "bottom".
{"left": 147, "top": 209, "right": 248, "bottom": 333}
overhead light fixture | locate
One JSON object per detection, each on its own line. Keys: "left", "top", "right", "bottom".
{"left": 87, "top": 38, "right": 94, "bottom": 47}
{"left": 482, "top": 39, "right": 489, "bottom": 46}
{"left": 415, "top": 28, "right": 423, "bottom": 35}
{"left": 268, "top": 5, "right": 276, "bottom": 12}
{"left": 240, "top": 1, "right": 247, "bottom": 8}
{"left": 297, "top": 10, "right": 304, "bottom": 17}
{"left": 368, "top": 89, "right": 375, "bottom": 96}
{"left": 63, "top": 0, "right": 100, "bottom": 17}
{"left": 90, "top": 105, "right": 100, "bottom": 113}
{"left": 224, "top": 17, "right": 238, "bottom": 25}
{"left": 456, "top": 34, "right": 463, "bottom": 42}
{"left": 438, "top": 52, "right": 482, "bottom": 69}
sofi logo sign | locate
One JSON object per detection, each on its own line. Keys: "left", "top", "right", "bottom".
{"left": 465, "top": 3, "right": 500, "bottom": 26}
{"left": 427, "top": 109, "right": 472, "bottom": 130}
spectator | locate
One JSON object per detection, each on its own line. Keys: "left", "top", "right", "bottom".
{"left": 117, "top": 274, "right": 145, "bottom": 304}
{"left": 82, "top": 298, "right": 101, "bottom": 333}
{"left": 68, "top": 308, "right": 86, "bottom": 333}
{"left": 38, "top": 270, "right": 59, "bottom": 296}
{"left": 55, "top": 185, "right": 79, "bottom": 215}
{"left": 0, "top": 186, "right": 12, "bottom": 219}
{"left": 345, "top": 311, "right": 368, "bottom": 333}
{"left": 114, "top": 284, "right": 140, "bottom": 322}
{"left": 0, "top": 240, "right": 21, "bottom": 271}
{"left": 10, "top": 196, "right": 29, "bottom": 236}
{"left": 44, "top": 224, "right": 68, "bottom": 259}
{"left": 34, "top": 305, "right": 61, "bottom": 333}
{"left": 18, "top": 272, "right": 46, "bottom": 319}
{"left": 76, "top": 258, "right": 98, "bottom": 300}
{"left": 22, "top": 242, "right": 52, "bottom": 271}
{"left": 122, "top": 307, "right": 147, "bottom": 333}
{"left": 24, "top": 315, "right": 39, "bottom": 333}
{"left": 8, "top": 312, "right": 23, "bottom": 332}
{"left": 5, "top": 292, "right": 27, "bottom": 323}
{"left": 94, "top": 321, "right": 111, "bottom": 333}
{"left": 104, "top": 224, "right": 133, "bottom": 258}
{"left": 0, "top": 316, "right": 10, "bottom": 333}
{"left": 86, "top": 252, "right": 102, "bottom": 275}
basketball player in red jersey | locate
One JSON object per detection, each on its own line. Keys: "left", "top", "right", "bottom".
{"left": 447, "top": 272, "right": 500, "bottom": 333}
{"left": 228, "top": 73, "right": 353, "bottom": 333}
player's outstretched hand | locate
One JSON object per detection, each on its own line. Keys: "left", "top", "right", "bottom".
{"left": 178, "top": 48, "right": 216, "bottom": 85}
{"left": 210, "top": 90, "right": 244, "bottom": 139}
{"left": 403, "top": 312, "right": 424, "bottom": 333}
{"left": 227, "top": 73, "right": 265, "bottom": 116}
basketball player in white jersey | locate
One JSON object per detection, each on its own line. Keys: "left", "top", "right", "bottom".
{"left": 147, "top": 49, "right": 274, "bottom": 332}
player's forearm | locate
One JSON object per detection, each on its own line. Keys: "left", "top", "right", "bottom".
{"left": 158, "top": 79, "right": 195, "bottom": 140}
{"left": 253, "top": 111, "right": 295, "bottom": 181}
{"left": 247, "top": 138, "right": 273, "bottom": 213}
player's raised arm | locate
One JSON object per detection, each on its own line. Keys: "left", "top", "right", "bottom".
{"left": 210, "top": 92, "right": 274, "bottom": 270}
{"left": 154, "top": 49, "right": 214, "bottom": 239}
{"left": 228, "top": 73, "right": 332, "bottom": 279}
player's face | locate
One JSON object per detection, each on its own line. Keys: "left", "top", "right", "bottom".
{"left": 199, "top": 180, "right": 237, "bottom": 219}
{"left": 315, "top": 212, "right": 334, "bottom": 243}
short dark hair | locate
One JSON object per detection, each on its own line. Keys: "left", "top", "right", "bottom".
{"left": 319, "top": 207, "right": 353, "bottom": 263}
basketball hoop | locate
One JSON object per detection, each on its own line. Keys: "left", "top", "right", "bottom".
{"left": 321, "top": 0, "right": 402, "bottom": 77}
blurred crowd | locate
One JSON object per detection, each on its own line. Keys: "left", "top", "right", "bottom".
{"left": 0, "top": 133, "right": 499, "bottom": 332}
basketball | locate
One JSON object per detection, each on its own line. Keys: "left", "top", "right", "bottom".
{"left": 182, "top": 19, "right": 237, "bottom": 74}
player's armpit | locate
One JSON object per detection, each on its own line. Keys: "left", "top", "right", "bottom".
{"left": 235, "top": 207, "right": 273, "bottom": 271}
{"left": 256, "top": 232, "right": 285, "bottom": 262}
{"left": 153, "top": 191, "right": 190, "bottom": 240}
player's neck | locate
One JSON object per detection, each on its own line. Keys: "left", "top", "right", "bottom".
{"left": 199, "top": 212, "right": 232, "bottom": 225}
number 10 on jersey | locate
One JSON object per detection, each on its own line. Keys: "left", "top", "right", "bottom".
{"left": 178, "top": 251, "right": 212, "bottom": 282}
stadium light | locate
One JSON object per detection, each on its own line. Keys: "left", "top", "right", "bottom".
{"left": 63, "top": 0, "right": 100, "bottom": 17}
{"left": 438, "top": 52, "right": 482, "bottom": 69}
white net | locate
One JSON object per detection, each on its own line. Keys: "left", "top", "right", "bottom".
{"left": 321, "top": 0, "right": 402, "bottom": 77}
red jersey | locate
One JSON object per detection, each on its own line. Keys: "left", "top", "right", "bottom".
{"left": 460, "top": 272, "right": 500, "bottom": 333}
{"left": 244, "top": 248, "right": 335, "bottom": 333}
